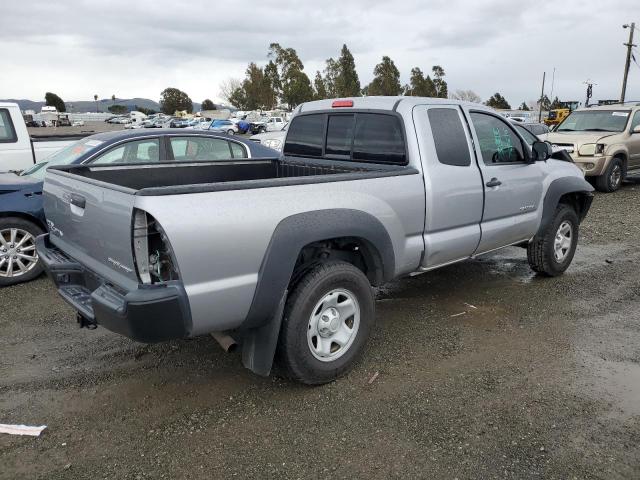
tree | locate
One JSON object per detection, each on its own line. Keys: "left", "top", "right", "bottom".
{"left": 450, "top": 89, "right": 482, "bottom": 103}
{"left": 405, "top": 67, "right": 436, "bottom": 97}
{"left": 219, "top": 78, "right": 242, "bottom": 103}
{"left": 485, "top": 92, "right": 511, "bottom": 109}
{"left": 323, "top": 58, "right": 340, "bottom": 98}
{"left": 549, "top": 96, "right": 563, "bottom": 109}
{"left": 518, "top": 102, "right": 530, "bottom": 111}
{"left": 335, "top": 44, "right": 360, "bottom": 97}
{"left": 367, "top": 56, "right": 402, "bottom": 96}
{"left": 159, "top": 87, "right": 193, "bottom": 114}
{"left": 135, "top": 106, "right": 156, "bottom": 115}
{"left": 431, "top": 65, "right": 448, "bottom": 98}
{"left": 268, "top": 43, "right": 314, "bottom": 108}
{"left": 93, "top": 94, "right": 99, "bottom": 113}
{"left": 201, "top": 99, "right": 216, "bottom": 110}
{"left": 314, "top": 71, "right": 328, "bottom": 100}
{"left": 111, "top": 94, "right": 116, "bottom": 104}
{"left": 228, "top": 87, "right": 248, "bottom": 110}
{"left": 264, "top": 60, "right": 281, "bottom": 107}
{"left": 107, "top": 104, "right": 128, "bottom": 114}
{"left": 44, "top": 92, "right": 65, "bottom": 112}
{"left": 537, "top": 94, "right": 551, "bottom": 111}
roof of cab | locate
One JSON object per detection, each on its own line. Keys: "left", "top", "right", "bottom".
{"left": 297, "top": 96, "right": 494, "bottom": 114}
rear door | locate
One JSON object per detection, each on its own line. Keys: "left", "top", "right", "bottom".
{"left": 414, "top": 105, "right": 484, "bottom": 268}
{"left": 467, "top": 110, "right": 544, "bottom": 253}
{"left": 43, "top": 169, "right": 140, "bottom": 290}
{"left": 628, "top": 110, "right": 640, "bottom": 168}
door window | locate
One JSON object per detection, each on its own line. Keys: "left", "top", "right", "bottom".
{"left": 92, "top": 139, "right": 161, "bottom": 164}
{"left": 0, "top": 109, "right": 17, "bottom": 143}
{"left": 427, "top": 108, "right": 471, "bottom": 166}
{"left": 169, "top": 136, "right": 243, "bottom": 161}
{"left": 631, "top": 111, "right": 640, "bottom": 131}
{"left": 470, "top": 112, "right": 526, "bottom": 165}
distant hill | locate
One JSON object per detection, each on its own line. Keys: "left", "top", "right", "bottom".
{"left": 0, "top": 97, "right": 232, "bottom": 114}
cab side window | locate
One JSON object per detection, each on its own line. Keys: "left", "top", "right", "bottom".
{"left": 631, "top": 111, "right": 640, "bottom": 131}
{"left": 92, "top": 139, "right": 161, "bottom": 164}
{"left": 0, "top": 109, "right": 17, "bottom": 143}
{"left": 470, "top": 112, "right": 526, "bottom": 165}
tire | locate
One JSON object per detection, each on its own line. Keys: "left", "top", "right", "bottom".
{"left": 595, "top": 157, "right": 623, "bottom": 193}
{"left": 527, "top": 204, "right": 579, "bottom": 277}
{"left": 0, "top": 217, "right": 44, "bottom": 287}
{"left": 227, "top": 129, "right": 235, "bottom": 135}
{"left": 276, "top": 261, "right": 375, "bottom": 385}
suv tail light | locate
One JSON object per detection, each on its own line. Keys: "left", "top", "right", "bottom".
{"left": 132, "top": 209, "right": 180, "bottom": 284}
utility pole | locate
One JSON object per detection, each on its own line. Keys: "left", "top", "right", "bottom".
{"left": 538, "top": 71, "right": 546, "bottom": 123}
{"left": 621, "top": 22, "right": 636, "bottom": 103}
{"left": 583, "top": 80, "right": 596, "bottom": 107}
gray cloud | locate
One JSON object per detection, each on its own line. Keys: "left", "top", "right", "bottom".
{"left": 0, "top": 0, "right": 639, "bottom": 106}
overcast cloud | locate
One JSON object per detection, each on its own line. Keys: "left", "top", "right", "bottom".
{"left": 1, "top": 0, "right": 639, "bottom": 106}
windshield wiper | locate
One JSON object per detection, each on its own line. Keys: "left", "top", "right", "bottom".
{"left": 557, "top": 128, "right": 574, "bottom": 131}
{"left": 582, "top": 128, "right": 616, "bottom": 132}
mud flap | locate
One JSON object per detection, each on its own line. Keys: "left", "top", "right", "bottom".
{"left": 241, "top": 291, "right": 287, "bottom": 376}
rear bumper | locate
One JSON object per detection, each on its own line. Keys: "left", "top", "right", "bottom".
{"left": 36, "top": 234, "right": 191, "bottom": 343}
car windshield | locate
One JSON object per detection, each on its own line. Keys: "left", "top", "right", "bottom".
{"left": 557, "top": 110, "right": 630, "bottom": 132}
{"left": 20, "top": 138, "right": 104, "bottom": 180}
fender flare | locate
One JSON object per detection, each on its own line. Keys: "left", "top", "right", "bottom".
{"left": 537, "top": 176, "right": 594, "bottom": 236}
{"left": 240, "top": 208, "right": 396, "bottom": 375}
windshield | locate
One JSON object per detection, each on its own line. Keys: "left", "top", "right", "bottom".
{"left": 557, "top": 110, "right": 630, "bottom": 132}
{"left": 20, "top": 138, "right": 104, "bottom": 180}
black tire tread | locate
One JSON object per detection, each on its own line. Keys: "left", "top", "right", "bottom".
{"left": 527, "top": 204, "right": 578, "bottom": 277}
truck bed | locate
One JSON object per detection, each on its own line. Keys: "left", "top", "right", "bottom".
{"left": 49, "top": 157, "right": 416, "bottom": 195}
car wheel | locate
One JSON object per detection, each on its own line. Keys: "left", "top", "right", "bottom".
{"left": 527, "top": 204, "right": 579, "bottom": 277}
{"left": 0, "top": 217, "right": 44, "bottom": 287}
{"left": 595, "top": 157, "right": 623, "bottom": 193}
{"left": 276, "top": 261, "right": 375, "bottom": 385}
{"left": 227, "top": 129, "right": 235, "bottom": 135}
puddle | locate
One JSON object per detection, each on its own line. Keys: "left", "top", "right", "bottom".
{"left": 575, "top": 351, "right": 640, "bottom": 419}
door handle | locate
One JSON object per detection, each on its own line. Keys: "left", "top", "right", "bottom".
{"left": 69, "top": 193, "right": 86, "bottom": 209}
{"left": 485, "top": 177, "right": 502, "bottom": 188}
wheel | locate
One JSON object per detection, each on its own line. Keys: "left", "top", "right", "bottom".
{"left": 527, "top": 204, "right": 579, "bottom": 277}
{"left": 595, "top": 157, "right": 623, "bottom": 192}
{"left": 276, "top": 261, "right": 375, "bottom": 384}
{"left": 227, "top": 129, "right": 235, "bottom": 135}
{"left": 0, "top": 217, "right": 44, "bottom": 286}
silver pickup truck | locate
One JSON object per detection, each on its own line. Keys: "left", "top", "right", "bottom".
{"left": 37, "top": 97, "right": 594, "bottom": 384}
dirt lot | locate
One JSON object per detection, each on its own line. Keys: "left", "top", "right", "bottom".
{"left": 1, "top": 180, "right": 639, "bottom": 479}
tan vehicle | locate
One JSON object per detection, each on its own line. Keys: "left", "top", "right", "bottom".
{"left": 546, "top": 104, "right": 640, "bottom": 192}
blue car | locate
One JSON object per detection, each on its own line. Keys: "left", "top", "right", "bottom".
{"left": 0, "top": 129, "right": 278, "bottom": 286}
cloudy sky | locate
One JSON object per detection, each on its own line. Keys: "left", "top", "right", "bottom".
{"left": 1, "top": 0, "right": 639, "bottom": 107}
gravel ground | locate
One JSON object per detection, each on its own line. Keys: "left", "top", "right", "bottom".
{"left": 1, "top": 180, "right": 639, "bottom": 479}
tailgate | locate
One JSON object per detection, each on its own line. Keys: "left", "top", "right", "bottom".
{"left": 43, "top": 169, "right": 140, "bottom": 289}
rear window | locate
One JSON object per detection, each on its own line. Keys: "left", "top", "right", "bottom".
{"left": 0, "top": 109, "right": 17, "bottom": 143}
{"left": 283, "top": 114, "right": 324, "bottom": 157}
{"left": 284, "top": 112, "right": 406, "bottom": 164}
{"left": 427, "top": 108, "right": 471, "bottom": 166}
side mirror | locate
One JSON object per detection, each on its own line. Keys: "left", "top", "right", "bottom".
{"left": 632, "top": 125, "right": 640, "bottom": 134}
{"left": 532, "top": 140, "right": 553, "bottom": 162}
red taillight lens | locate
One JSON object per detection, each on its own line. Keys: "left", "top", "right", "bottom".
{"left": 332, "top": 100, "right": 354, "bottom": 108}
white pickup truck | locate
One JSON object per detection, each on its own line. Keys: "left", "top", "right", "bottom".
{"left": 0, "top": 102, "right": 86, "bottom": 172}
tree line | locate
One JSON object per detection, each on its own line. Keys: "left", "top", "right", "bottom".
{"left": 223, "top": 44, "right": 450, "bottom": 110}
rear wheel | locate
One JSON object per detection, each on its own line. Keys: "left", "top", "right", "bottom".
{"left": 227, "top": 129, "right": 235, "bottom": 135}
{"left": 0, "top": 217, "right": 44, "bottom": 287}
{"left": 527, "top": 205, "right": 579, "bottom": 277}
{"left": 276, "top": 261, "right": 375, "bottom": 384}
{"left": 595, "top": 157, "right": 623, "bottom": 192}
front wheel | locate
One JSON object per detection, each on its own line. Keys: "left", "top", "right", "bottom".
{"left": 227, "top": 129, "right": 235, "bottom": 135}
{"left": 0, "top": 217, "right": 44, "bottom": 287}
{"left": 276, "top": 261, "right": 375, "bottom": 384}
{"left": 595, "top": 157, "right": 623, "bottom": 193}
{"left": 527, "top": 204, "right": 579, "bottom": 277}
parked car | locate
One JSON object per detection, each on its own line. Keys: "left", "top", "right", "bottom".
{"left": 208, "top": 119, "right": 238, "bottom": 135}
{"left": 546, "top": 103, "right": 640, "bottom": 192}
{"left": 0, "top": 130, "right": 277, "bottom": 286}
{"left": 251, "top": 116, "right": 287, "bottom": 134}
{"left": 37, "top": 97, "right": 593, "bottom": 384}
{"left": 517, "top": 122, "right": 550, "bottom": 137}
{"left": 250, "top": 122, "right": 288, "bottom": 151}
{"left": 71, "top": 120, "right": 85, "bottom": 127}
{"left": 0, "top": 102, "right": 89, "bottom": 172}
